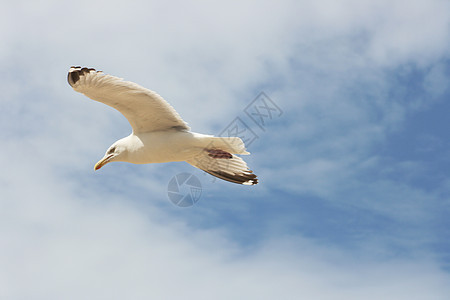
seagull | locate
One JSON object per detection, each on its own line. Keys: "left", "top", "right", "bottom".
{"left": 68, "top": 66, "right": 258, "bottom": 185}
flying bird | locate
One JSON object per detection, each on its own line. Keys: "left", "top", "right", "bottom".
{"left": 68, "top": 66, "right": 258, "bottom": 185}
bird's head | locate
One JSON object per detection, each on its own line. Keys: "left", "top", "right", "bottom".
{"left": 94, "top": 142, "right": 128, "bottom": 170}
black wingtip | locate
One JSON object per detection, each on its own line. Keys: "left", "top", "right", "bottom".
{"left": 67, "top": 66, "right": 98, "bottom": 87}
{"left": 67, "top": 70, "right": 80, "bottom": 86}
{"left": 205, "top": 169, "right": 258, "bottom": 185}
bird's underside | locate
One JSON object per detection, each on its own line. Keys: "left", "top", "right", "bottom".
{"left": 68, "top": 66, "right": 258, "bottom": 185}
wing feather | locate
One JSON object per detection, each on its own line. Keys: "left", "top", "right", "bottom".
{"left": 68, "top": 66, "right": 190, "bottom": 133}
{"left": 186, "top": 151, "right": 258, "bottom": 185}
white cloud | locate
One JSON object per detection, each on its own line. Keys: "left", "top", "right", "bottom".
{"left": 1, "top": 164, "right": 449, "bottom": 299}
{"left": 1, "top": 0, "right": 450, "bottom": 298}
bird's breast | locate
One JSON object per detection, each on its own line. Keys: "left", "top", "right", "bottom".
{"left": 127, "top": 131, "right": 203, "bottom": 164}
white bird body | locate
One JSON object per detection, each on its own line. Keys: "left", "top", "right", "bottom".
{"left": 117, "top": 131, "right": 235, "bottom": 164}
{"left": 122, "top": 131, "right": 202, "bottom": 164}
{"left": 68, "top": 66, "right": 257, "bottom": 185}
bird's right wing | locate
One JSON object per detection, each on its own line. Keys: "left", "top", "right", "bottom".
{"left": 68, "top": 66, "right": 190, "bottom": 133}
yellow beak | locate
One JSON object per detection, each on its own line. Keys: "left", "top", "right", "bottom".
{"left": 94, "top": 154, "right": 113, "bottom": 170}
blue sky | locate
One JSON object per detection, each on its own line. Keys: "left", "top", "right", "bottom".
{"left": 1, "top": 0, "right": 450, "bottom": 299}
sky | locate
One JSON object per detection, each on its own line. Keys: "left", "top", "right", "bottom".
{"left": 1, "top": 0, "right": 450, "bottom": 299}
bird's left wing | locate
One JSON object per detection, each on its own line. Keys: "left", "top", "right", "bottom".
{"left": 186, "top": 151, "right": 258, "bottom": 185}
{"left": 68, "top": 66, "right": 190, "bottom": 133}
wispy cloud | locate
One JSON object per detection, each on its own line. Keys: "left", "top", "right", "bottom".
{"left": 1, "top": 0, "right": 450, "bottom": 299}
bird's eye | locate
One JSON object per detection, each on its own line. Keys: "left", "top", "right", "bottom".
{"left": 107, "top": 146, "right": 116, "bottom": 154}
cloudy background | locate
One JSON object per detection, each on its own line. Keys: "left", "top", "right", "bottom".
{"left": 1, "top": 0, "right": 450, "bottom": 299}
